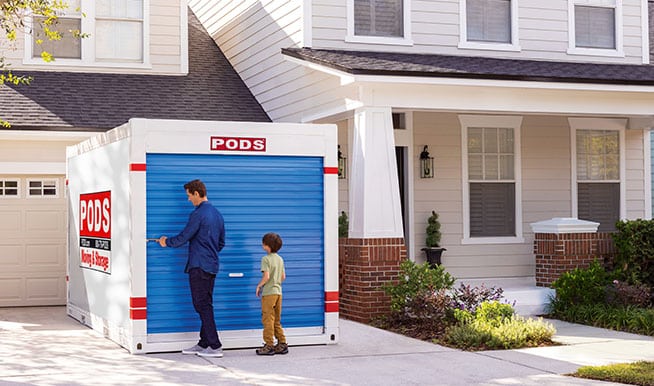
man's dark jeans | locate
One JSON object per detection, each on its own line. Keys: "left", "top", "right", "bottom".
{"left": 188, "top": 268, "right": 221, "bottom": 349}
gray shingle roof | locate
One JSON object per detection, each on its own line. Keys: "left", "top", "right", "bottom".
{"left": 282, "top": 47, "right": 654, "bottom": 86}
{"left": 0, "top": 9, "right": 270, "bottom": 131}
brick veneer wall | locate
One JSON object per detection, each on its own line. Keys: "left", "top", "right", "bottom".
{"left": 338, "top": 237, "right": 406, "bottom": 323}
{"left": 534, "top": 232, "right": 616, "bottom": 287}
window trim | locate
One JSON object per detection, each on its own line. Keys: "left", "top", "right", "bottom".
{"left": 346, "top": 0, "right": 413, "bottom": 46}
{"left": 459, "top": 0, "right": 521, "bottom": 52}
{"left": 23, "top": 0, "right": 151, "bottom": 69}
{"left": 567, "top": 0, "right": 624, "bottom": 57}
{"left": 26, "top": 178, "right": 60, "bottom": 199}
{"left": 569, "top": 118, "right": 626, "bottom": 221}
{"left": 460, "top": 115, "right": 524, "bottom": 245}
{"left": 0, "top": 178, "right": 21, "bottom": 198}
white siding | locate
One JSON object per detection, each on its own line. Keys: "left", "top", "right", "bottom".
{"left": 0, "top": 0, "right": 184, "bottom": 75}
{"left": 311, "top": 0, "right": 646, "bottom": 64}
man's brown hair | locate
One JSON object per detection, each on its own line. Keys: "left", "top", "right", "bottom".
{"left": 184, "top": 179, "right": 207, "bottom": 198}
{"left": 262, "top": 232, "right": 283, "bottom": 253}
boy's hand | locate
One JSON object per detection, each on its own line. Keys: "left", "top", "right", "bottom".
{"left": 256, "top": 285, "right": 261, "bottom": 297}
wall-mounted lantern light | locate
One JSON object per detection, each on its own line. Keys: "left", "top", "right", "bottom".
{"left": 338, "top": 145, "right": 347, "bottom": 179}
{"left": 420, "top": 145, "right": 434, "bottom": 178}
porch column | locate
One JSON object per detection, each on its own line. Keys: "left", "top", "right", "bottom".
{"left": 339, "top": 106, "right": 406, "bottom": 323}
{"left": 349, "top": 106, "right": 404, "bottom": 238}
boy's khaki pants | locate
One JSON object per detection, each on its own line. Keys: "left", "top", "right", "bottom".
{"left": 261, "top": 294, "right": 286, "bottom": 346}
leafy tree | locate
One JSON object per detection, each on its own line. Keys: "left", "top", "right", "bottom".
{"left": 1, "top": 0, "right": 81, "bottom": 126}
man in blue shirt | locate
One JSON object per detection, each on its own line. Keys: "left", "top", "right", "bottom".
{"left": 157, "top": 179, "right": 226, "bottom": 358}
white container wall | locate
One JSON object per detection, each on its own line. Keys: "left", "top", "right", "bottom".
{"left": 66, "top": 118, "right": 339, "bottom": 354}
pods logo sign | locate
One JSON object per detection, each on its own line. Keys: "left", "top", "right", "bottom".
{"left": 210, "top": 136, "right": 266, "bottom": 152}
{"left": 79, "top": 191, "right": 112, "bottom": 274}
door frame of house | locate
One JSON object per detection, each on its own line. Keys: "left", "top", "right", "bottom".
{"left": 393, "top": 111, "right": 415, "bottom": 260}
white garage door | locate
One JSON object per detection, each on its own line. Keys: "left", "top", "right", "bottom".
{"left": 0, "top": 176, "right": 67, "bottom": 307}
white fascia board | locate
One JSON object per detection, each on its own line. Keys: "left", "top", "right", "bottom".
{"left": 284, "top": 54, "right": 654, "bottom": 93}
{"left": 0, "top": 130, "right": 97, "bottom": 141}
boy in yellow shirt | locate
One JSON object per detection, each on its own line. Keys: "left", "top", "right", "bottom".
{"left": 255, "top": 232, "right": 288, "bottom": 355}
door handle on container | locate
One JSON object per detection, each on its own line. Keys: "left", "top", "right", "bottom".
{"left": 228, "top": 273, "right": 244, "bottom": 278}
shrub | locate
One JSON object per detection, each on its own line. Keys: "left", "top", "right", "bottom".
{"left": 605, "top": 280, "right": 652, "bottom": 308}
{"left": 612, "top": 219, "right": 654, "bottom": 289}
{"left": 549, "top": 259, "right": 614, "bottom": 314}
{"left": 338, "top": 211, "right": 348, "bottom": 238}
{"left": 425, "top": 211, "right": 442, "bottom": 248}
{"left": 444, "top": 301, "right": 555, "bottom": 350}
{"left": 554, "top": 303, "right": 654, "bottom": 336}
{"left": 450, "top": 283, "right": 504, "bottom": 313}
{"left": 383, "top": 259, "right": 455, "bottom": 313}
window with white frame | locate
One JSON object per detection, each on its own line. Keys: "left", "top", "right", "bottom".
{"left": 460, "top": 0, "right": 519, "bottom": 51}
{"left": 466, "top": 0, "right": 511, "bottom": 43}
{"left": 575, "top": 129, "right": 620, "bottom": 231}
{"left": 460, "top": 115, "right": 522, "bottom": 243}
{"left": 354, "top": 0, "right": 403, "bottom": 37}
{"left": 32, "top": 0, "right": 82, "bottom": 59}
{"left": 0, "top": 179, "right": 20, "bottom": 197}
{"left": 569, "top": 0, "right": 622, "bottom": 55}
{"left": 28, "top": 0, "right": 145, "bottom": 64}
{"left": 27, "top": 179, "right": 58, "bottom": 198}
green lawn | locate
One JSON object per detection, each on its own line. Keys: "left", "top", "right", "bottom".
{"left": 572, "top": 361, "right": 654, "bottom": 386}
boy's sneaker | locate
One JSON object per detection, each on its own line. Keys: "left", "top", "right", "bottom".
{"left": 273, "top": 343, "right": 289, "bottom": 354}
{"left": 255, "top": 344, "right": 275, "bottom": 356}
{"left": 182, "top": 344, "right": 204, "bottom": 355}
{"left": 197, "top": 346, "right": 224, "bottom": 358}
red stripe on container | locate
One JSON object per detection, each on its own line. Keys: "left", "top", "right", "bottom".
{"left": 324, "top": 167, "right": 338, "bottom": 174}
{"left": 130, "top": 309, "right": 147, "bottom": 320}
{"left": 325, "top": 303, "right": 339, "bottom": 313}
{"left": 130, "top": 163, "right": 147, "bottom": 171}
{"left": 130, "top": 297, "right": 147, "bottom": 308}
{"left": 325, "top": 291, "right": 339, "bottom": 301}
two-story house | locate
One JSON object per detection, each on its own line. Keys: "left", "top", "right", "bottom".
{"left": 189, "top": 0, "right": 654, "bottom": 315}
{"left": 0, "top": 1, "right": 268, "bottom": 307}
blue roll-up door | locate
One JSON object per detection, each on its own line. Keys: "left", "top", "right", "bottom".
{"left": 145, "top": 153, "right": 324, "bottom": 334}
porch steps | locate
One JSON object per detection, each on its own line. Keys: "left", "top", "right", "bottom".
{"left": 455, "top": 277, "right": 555, "bottom": 316}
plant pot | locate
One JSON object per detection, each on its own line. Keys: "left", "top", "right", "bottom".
{"left": 421, "top": 247, "right": 446, "bottom": 268}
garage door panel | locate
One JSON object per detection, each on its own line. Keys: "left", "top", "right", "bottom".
{"left": 25, "top": 210, "right": 64, "bottom": 232}
{"left": 25, "top": 276, "right": 64, "bottom": 300}
{"left": 26, "top": 243, "right": 64, "bottom": 265}
{"left": 0, "top": 210, "right": 21, "bottom": 234}
{"left": 0, "top": 278, "right": 22, "bottom": 301}
{"left": 0, "top": 244, "right": 24, "bottom": 266}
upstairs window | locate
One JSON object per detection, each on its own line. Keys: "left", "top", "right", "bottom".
{"left": 27, "top": 0, "right": 145, "bottom": 65}
{"left": 466, "top": 0, "right": 511, "bottom": 43}
{"left": 96, "top": 0, "right": 144, "bottom": 61}
{"left": 32, "top": 0, "right": 82, "bottom": 59}
{"left": 354, "top": 0, "right": 403, "bottom": 37}
{"left": 568, "top": 0, "right": 623, "bottom": 56}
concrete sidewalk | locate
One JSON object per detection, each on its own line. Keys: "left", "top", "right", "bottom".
{"left": 1, "top": 307, "right": 653, "bottom": 385}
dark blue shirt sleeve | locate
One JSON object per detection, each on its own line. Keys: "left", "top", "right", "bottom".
{"left": 166, "top": 209, "right": 201, "bottom": 248}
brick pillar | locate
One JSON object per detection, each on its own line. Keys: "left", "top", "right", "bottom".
{"left": 531, "top": 218, "right": 616, "bottom": 287}
{"left": 338, "top": 237, "right": 406, "bottom": 323}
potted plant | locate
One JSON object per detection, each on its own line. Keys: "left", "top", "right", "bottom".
{"left": 421, "top": 211, "right": 446, "bottom": 267}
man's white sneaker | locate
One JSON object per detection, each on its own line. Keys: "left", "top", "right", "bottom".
{"left": 182, "top": 344, "right": 204, "bottom": 355}
{"left": 197, "top": 347, "right": 224, "bottom": 358}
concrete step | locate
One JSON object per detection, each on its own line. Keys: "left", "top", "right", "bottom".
{"left": 455, "top": 277, "right": 555, "bottom": 316}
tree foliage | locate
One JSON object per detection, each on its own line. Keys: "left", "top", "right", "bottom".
{"left": 1, "top": 0, "right": 78, "bottom": 126}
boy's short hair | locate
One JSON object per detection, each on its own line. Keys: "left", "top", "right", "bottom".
{"left": 262, "top": 232, "right": 283, "bottom": 253}
{"left": 184, "top": 179, "right": 207, "bottom": 198}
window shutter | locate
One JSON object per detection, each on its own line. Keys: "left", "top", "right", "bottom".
{"left": 578, "top": 183, "right": 619, "bottom": 232}
{"left": 466, "top": 0, "right": 511, "bottom": 43}
{"left": 575, "top": 6, "right": 616, "bottom": 49}
{"left": 470, "top": 183, "right": 515, "bottom": 237}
